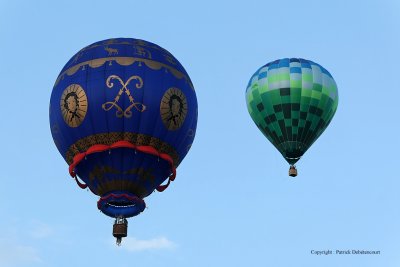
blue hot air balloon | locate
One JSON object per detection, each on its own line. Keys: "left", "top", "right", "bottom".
{"left": 49, "top": 38, "right": 197, "bottom": 244}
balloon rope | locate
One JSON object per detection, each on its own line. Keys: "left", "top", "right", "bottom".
{"left": 68, "top": 140, "right": 176, "bottom": 192}
{"left": 74, "top": 175, "right": 88, "bottom": 189}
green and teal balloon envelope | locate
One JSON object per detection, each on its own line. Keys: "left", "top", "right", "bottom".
{"left": 245, "top": 58, "right": 338, "bottom": 165}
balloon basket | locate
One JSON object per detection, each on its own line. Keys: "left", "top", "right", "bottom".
{"left": 113, "top": 217, "right": 128, "bottom": 246}
{"left": 289, "top": 166, "right": 297, "bottom": 177}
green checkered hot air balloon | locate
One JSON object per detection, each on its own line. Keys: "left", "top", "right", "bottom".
{"left": 245, "top": 58, "right": 338, "bottom": 177}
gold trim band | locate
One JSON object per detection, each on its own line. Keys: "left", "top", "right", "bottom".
{"left": 54, "top": 57, "right": 194, "bottom": 90}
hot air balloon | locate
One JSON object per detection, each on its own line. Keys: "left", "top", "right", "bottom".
{"left": 245, "top": 58, "right": 338, "bottom": 177}
{"left": 49, "top": 38, "right": 197, "bottom": 244}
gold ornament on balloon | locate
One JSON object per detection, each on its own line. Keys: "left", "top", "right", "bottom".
{"left": 160, "top": 88, "right": 188, "bottom": 131}
{"left": 60, "top": 84, "right": 88, "bottom": 127}
{"left": 102, "top": 75, "right": 146, "bottom": 118}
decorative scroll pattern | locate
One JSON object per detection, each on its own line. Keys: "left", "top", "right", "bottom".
{"left": 102, "top": 75, "right": 146, "bottom": 118}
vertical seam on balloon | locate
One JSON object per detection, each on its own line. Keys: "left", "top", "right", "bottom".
{"left": 250, "top": 69, "right": 271, "bottom": 147}
{"left": 97, "top": 63, "right": 110, "bottom": 194}
{"left": 84, "top": 63, "right": 98, "bottom": 191}
{"left": 303, "top": 63, "right": 328, "bottom": 149}
{"left": 101, "top": 58, "right": 111, "bottom": 196}
{"left": 301, "top": 60, "right": 319, "bottom": 155}
{"left": 309, "top": 74, "right": 337, "bottom": 147}
{"left": 294, "top": 59, "right": 303, "bottom": 148}
{"left": 277, "top": 59, "right": 290, "bottom": 154}
{"left": 288, "top": 60, "right": 295, "bottom": 148}
{"left": 121, "top": 64, "right": 127, "bottom": 192}
{"left": 290, "top": 60, "right": 301, "bottom": 155}
{"left": 146, "top": 64, "right": 168, "bottom": 191}
{"left": 297, "top": 59, "right": 313, "bottom": 155}
{"left": 303, "top": 66, "right": 324, "bottom": 148}
{"left": 262, "top": 63, "right": 281, "bottom": 151}
{"left": 134, "top": 61, "right": 149, "bottom": 190}
{"left": 259, "top": 67, "right": 281, "bottom": 153}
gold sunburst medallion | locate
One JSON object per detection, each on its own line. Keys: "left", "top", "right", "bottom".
{"left": 160, "top": 88, "right": 188, "bottom": 131}
{"left": 60, "top": 84, "right": 88, "bottom": 127}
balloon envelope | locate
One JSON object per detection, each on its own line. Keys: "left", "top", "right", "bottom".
{"left": 246, "top": 58, "right": 338, "bottom": 165}
{"left": 50, "top": 38, "right": 197, "bottom": 218}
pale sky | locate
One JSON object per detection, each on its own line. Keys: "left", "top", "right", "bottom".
{"left": 0, "top": 0, "right": 399, "bottom": 266}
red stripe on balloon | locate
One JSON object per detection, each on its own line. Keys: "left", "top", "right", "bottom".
{"left": 68, "top": 141, "right": 176, "bottom": 192}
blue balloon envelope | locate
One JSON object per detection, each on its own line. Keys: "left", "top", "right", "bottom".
{"left": 50, "top": 38, "right": 197, "bottom": 219}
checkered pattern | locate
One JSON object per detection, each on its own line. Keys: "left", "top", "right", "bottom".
{"left": 246, "top": 58, "right": 338, "bottom": 164}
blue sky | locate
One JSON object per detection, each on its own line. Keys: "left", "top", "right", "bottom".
{"left": 1, "top": 0, "right": 400, "bottom": 266}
